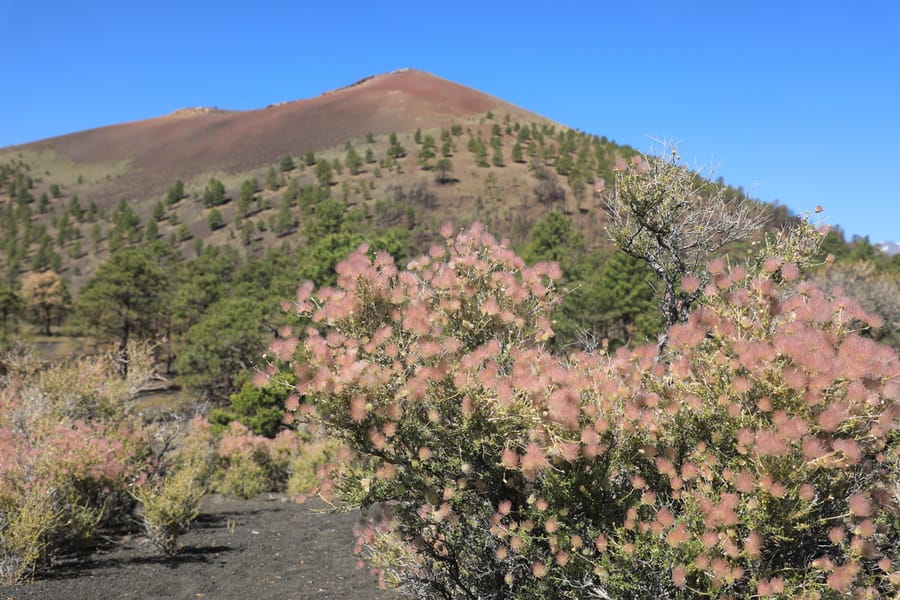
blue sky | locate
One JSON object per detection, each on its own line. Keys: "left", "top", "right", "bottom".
{"left": 1, "top": 1, "right": 898, "bottom": 243}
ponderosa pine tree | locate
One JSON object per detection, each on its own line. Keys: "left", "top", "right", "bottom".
{"left": 388, "top": 136, "right": 407, "bottom": 159}
{"left": 315, "top": 159, "right": 333, "bottom": 186}
{"left": 175, "top": 293, "right": 270, "bottom": 401}
{"left": 521, "top": 211, "right": 583, "bottom": 279}
{"left": 165, "top": 179, "right": 185, "bottom": 205}
{"left": 77, "top": 247, "right": 169, "bottom": 375}
{"left": 345, "top": 145, "right": 363, "bottom": 175}
{"left": 202, "top": 178, "right": 226, "bottom": 207}
{"left": 580, "top": 249, "right": 661, "bottom": 348}
{"left": 266, "top": 166, "right": 280, "bottom": 190}
{"left": 145, "top": 218, "right": 159, "bottom": 240}
{"left": 0, "top": 285, "right": 22, "bottom": 339}
{"left": 207, "top": 208, "right": 224, "bottom": 230}
{"left": 434, "top": 158, "right": 453, "bottom": 184}
{"left": 511, "top": 142, "right": 524, "bottom": 163}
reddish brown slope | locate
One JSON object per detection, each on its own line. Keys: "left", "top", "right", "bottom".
{"left": 11, "top": 69, "right": 539, "bottom": 198}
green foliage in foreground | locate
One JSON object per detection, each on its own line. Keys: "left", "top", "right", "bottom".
{"left": 132, "top": 462, "right": 206, "bottom": 556}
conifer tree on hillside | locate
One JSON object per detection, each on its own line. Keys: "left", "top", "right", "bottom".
{"left": 434, "top": 158, "right": 453, "bottom": 184}
{"left": 0, "top": 285, "right": 22, "bottom": 339}
{"left": 202, "top": 178, "right": 227, "bottom": 207}
{"left": 279, "top": 155, "right": 295, "bottom": 172}
{"left": 345, "top": 145, "right": 363, "bottom": 175}
{"left": 315, "top": 160, "right": 334, "bottom": 186}
{"left": 582, "top": 249, "right": 660, "bottom": 348}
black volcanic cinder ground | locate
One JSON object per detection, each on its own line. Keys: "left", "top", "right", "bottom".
{"left": 0, "top": 495, "right": 404, "bottom": 600}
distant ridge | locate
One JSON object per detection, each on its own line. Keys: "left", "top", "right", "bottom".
{"left": 878, "top": 241, "right": 900, "bottom": 256}
{"left": 167, "top": 107, "right": 229, "bottom": 117}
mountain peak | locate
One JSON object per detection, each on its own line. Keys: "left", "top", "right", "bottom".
{"left": 6, "top": 71, "right": 547, "bottom": 210}
{"left": 877, "top": 241, "right": 900, "bottom": 256}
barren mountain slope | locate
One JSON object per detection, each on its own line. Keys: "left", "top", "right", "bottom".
{"left": 4, "top": 69, "right": 545, "bottom": 202}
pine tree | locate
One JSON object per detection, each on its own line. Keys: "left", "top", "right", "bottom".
{"left": 315, "top": 159, "right": 333, "bottom": 186}
{"left": 492, "top": 147, "right": 504, "bottom": 167}
{"left": 345, "top": 146, "right": 363, "bottom": 175}
{"left": 280, "top": 155, "right": 295, "bottom": 172}
{"left": 152, "top": 201, "right": 166, "bottom": 221}
{"left": 575, "top": 250, "right": 660, "bottom": 349}
{"left": 21, "top": 270, "right": 69, "bottom": 335}
{"left": 145, "top": 218, "right": 159, "bottom": 240}
{"left": 207, "top": 208, "right": 225, "bottom": 230}
{"left": 435, "top": 158, "right": 453, "bottom": 184}
{"left": 511, "top": 142, "right": 524, "bottom": 163}
{"left": 77, "top": 247, "right": 168, "bottom": 375}
{"left": 475, "top": 139, "right": 489, "bottom": 167}
{"left": 202, "top": 178, "right": 226, "bottom": 207}
{"left": 266, "top": 167, "right": 280, "bottom": 190}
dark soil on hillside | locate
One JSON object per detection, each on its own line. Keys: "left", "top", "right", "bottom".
{"left": 0, "top": 495, "right": 404, "bottom": 600}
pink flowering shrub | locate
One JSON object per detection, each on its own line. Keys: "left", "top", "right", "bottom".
{"left": 211, "top": 421, "right": 281, "bottom": 499}
{"left": 208, "top": 420, "right": 327, "bottom": 500}
{"left": 274, "top": 222, "right": 898, "bottom": 598}
{"left": 0, "top": 348, "right": 155, "bottom": 581}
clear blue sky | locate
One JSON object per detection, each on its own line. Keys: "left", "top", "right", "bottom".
{"left": 2, "top": 0, "right": 898, "bottom": 243}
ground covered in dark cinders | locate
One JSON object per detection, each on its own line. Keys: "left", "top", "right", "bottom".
{"left": 0, "top": 494, "right": 402, "bottom": 600}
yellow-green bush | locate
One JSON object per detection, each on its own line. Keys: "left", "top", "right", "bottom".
{"left": 0, "top": 491, "right": 62, "bottom": 583}
{"left": 286, "top": 434, "right": 343, "bottom": 500}
{"left": 133, "top": 463, "right": 206, "bottom": 556}
{"left": 211, "top": 454, "right": 269, "bottom": 499}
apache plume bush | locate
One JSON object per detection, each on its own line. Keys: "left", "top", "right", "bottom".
{"left": 271, "top": 221, "right": 898, "bottom": 599}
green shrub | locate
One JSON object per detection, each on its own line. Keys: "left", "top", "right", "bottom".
{"left": 286, "top": 435, "right": 344, "bottom": 501}
{"left": 209, "top": 422, "right": 286, "bottom": 499}
{"left": 211, "top": 454, "right": 268, "bottom": 500}
{"left": 133, "top": 463, "right": 206, "bottom": 556}
{"left": 208, "top": 376, "right": 290, "bottom": 438}
{"left": 0, "top": 491, "right": 62, "bottom": 582}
